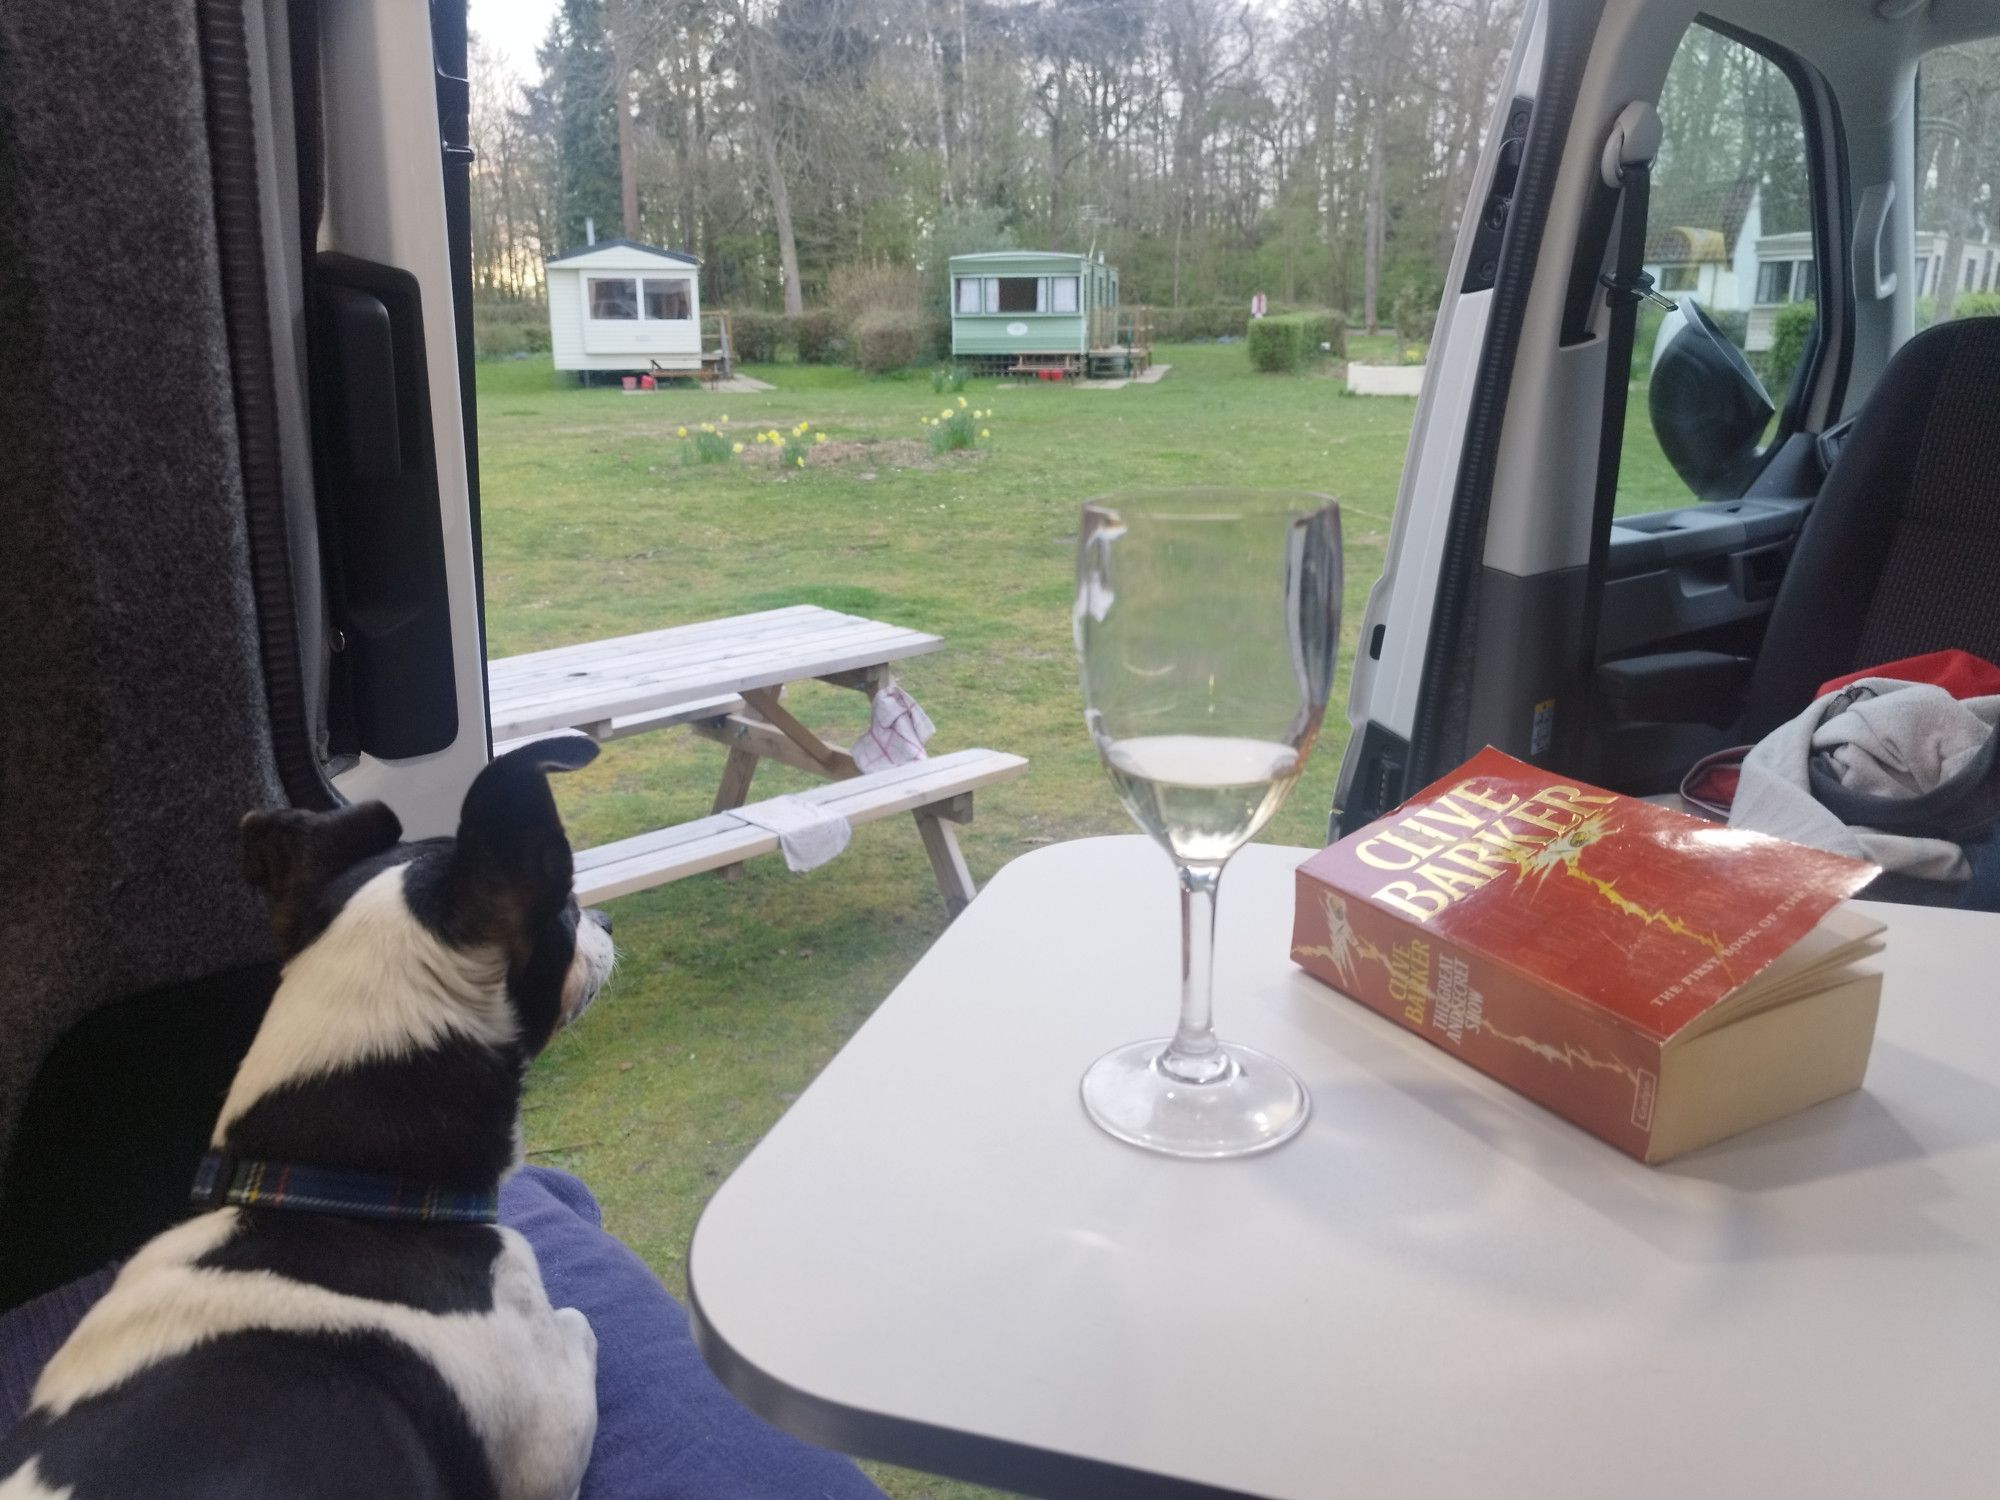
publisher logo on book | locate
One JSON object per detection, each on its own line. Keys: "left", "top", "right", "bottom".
{"left": 1632, "top": 1069, "right": 1658, "bottom": 1130}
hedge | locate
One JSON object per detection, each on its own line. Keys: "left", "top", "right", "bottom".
{"left": 792, "top": 308, "right": 845, "bottom": 364}
{"left": 853, "top": 309, "right": 931, "bottom": 373}
{"left": 1153, "top": 304, "right": 1250, "bottom": 341}
{"left": 472, "top": 300, "right": 550, "bottom": 359}
{"left": 1246, "top": 312, "right": 1342, "bottom": 373}
{"left": 1765, "top": 300, "right": 1815, "bottom": 393}
{"left": 726, "top": 309, "right": 785, "bottom": 363}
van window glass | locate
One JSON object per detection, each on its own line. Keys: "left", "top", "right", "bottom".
{"left": 954, "top": 277, "right": 982, "bottom": 314}
{"left": 588, "top": 278, "right": 638, "bottom": 320}
{"left": 1051, "top": 276, "right": 1080, "bottom": 313}
{"left": 1616, "top": 21, "right": 1814, "bottom": 516}
{"left": 1914, "top": 40, "right": 2000, "bottom": 332}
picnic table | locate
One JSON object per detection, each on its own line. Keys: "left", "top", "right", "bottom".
{"left": 489, "top": 605, "right": 1026, "bottom": 913}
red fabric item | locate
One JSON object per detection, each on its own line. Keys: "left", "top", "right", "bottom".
{"left": 1818, "top": 650, "right": 2000, "bottom": 701}
{"left": 1679, "top": 745, "right": 1749, "bottom": 820}
{"left": 1694, "top": 764, "right": 1740, "bottom": 803}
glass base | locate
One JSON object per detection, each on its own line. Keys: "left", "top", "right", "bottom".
{"left": 1081, "top": 1039, "right": 1311, "bottom": 1159}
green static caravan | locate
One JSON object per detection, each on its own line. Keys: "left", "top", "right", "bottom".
{"left": 947, "top": 251, "right": 1151, "bottom": 379}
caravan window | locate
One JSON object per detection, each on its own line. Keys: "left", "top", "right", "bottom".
{"left": 644, "top": 277, "right": 692, "bottom": 320}
{"left": 588, "top": 278, "right": 638, "bottom": 320}
{"left": 954, "top": 278, "right": 982, "bottom": 314}
{"left": 994, "top": 277, "right": 1041, "bottom": 313}
{"left": 1051, "top": 276, "right": 1080, "bottom": 313}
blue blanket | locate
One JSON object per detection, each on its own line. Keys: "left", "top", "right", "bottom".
{"left": 0, "top": 1167, "right": 884, "bottom": 1500}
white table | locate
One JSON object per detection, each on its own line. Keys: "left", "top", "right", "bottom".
{"left": 687, "top": 837, "right": 2000, "bottom": 1500}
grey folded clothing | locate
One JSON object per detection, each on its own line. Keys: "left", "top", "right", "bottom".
{"left": 1730, "top": 678, "right": 2000, "bottom": 885}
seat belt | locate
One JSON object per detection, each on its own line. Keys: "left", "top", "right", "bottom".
{"left": 1568, "top": 102, "right": 1668, "bottom": 765}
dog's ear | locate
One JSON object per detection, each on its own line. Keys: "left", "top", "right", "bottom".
{"left": 445, "top": 736, "right": 598, "bottom": 945}
{"left": 241, "top": 801, "right": 404, "bottom": 950}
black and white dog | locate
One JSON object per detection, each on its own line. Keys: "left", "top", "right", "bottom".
{"left": 0, "top": 739, "right": 616, "bottom": 1500}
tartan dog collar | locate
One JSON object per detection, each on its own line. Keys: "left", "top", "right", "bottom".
{"left": 190, "top": 1151, "right": 500, "bottom": 1225}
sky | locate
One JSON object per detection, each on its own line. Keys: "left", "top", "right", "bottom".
{"left": 470, "top": 0, "right": 560, "bottom": 83}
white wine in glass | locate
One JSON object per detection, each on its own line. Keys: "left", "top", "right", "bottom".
{"left": 1075, "top": 489, "right": 1342, "bottom": 1156}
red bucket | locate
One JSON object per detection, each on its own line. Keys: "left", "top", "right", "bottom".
{"left": 622, "top": 376, "right": 638, "bottom": 391}
{"left": 640, "top": 374, "right": 655, "bottom": 390}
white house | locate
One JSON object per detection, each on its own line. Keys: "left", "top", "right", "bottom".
{"left": 1746, "top": 224, "right": 1999, "bottom": 349}
{"left": 1642, "top": 177, "right": 1762, "bottom": 314}
{"left": 1911, "top": 230, "right": 2000, "bottom": 302}
{"left": 545, "top": 238, "right": 704, "bottom": 374}
{"left": 1745, "top": 228, "right": 1816, "bottom": 351}
{"left": 1647, "top": 178, "right": 1999, "bottom": 351}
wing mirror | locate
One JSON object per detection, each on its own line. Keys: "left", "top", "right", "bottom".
{"left": 1646, "top": 297, "right": 1773, "bottom": 500}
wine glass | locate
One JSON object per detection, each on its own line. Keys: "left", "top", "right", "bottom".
{"left": 1074, "top": 489, "right": 1342, "bottom": 1158}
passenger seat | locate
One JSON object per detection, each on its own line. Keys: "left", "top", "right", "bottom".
{"left": 1740, "top": 316, "right": 2000, "bottom": 738}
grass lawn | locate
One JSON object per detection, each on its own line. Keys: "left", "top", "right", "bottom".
{"left": 478, "top": 341, "right": 1695, "bottom": 1498}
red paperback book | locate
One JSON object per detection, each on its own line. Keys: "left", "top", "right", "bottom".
{"left": 1291, "top": 747, "right": 1885, "bottom": 1162}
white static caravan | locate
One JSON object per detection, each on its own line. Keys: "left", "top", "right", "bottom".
{"left": 545, "top": 239, "right": 703, "bottom": 374}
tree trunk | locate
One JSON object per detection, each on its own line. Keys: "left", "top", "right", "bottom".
{"left": 1363, "top": 104, "right": 1384, "bottom": 333}
{"left": 922, "top": 1, "right": 955, "bottom": 205}
{"left": 957, "top": 0, "right": 970, "bottom": 193}
{"left": 744, "top": 31, "right": 803, "bottom": 313}
{"left": 761, "top": 125, "right": 804, "bottom": 314}
{"left": 1048, "top": 68, "right": 1067, "bottom": 243}
{"left": 609, "top": 3, "right": 640, "bottom": 237}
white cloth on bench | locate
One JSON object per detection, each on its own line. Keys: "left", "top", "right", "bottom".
{"left": 852, "top": 679, "right": 935, "bottom": 774}
{"left": 733, "top": 795, "right": 852, "bottom": 873}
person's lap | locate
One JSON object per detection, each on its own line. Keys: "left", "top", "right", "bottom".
{"left": 0, "top": 1167, "right": 884, "bottom": 1500}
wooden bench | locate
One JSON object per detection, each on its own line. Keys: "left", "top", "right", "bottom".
{"left": 571, "top": 749, "right": 1028, "bottom": 915}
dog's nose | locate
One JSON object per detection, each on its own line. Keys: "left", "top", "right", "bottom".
{"left": 585, "top": 907, "right": 612, "bottom": 936}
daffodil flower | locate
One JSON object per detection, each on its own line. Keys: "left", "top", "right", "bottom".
{"left": 796, "top": 457, "right": 805, "bottom": 468}
{"left": 677, "top": 426, "right": 687, "bottom": 437}
{"left": 957, "top": 396, "right": 968, "bottom": 408}
{"left": 732, "top": 442, "right": 744, "bottom": 454}
{"left": 980, "top": 429, "right": 990, "bottom": 438}
{"left": 815, "top": 432, "right": 827, "bottom": 444}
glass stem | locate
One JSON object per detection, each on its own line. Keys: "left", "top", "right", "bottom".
{"left": 1160, "top": 862, "right": 1232, "bottom": 1084}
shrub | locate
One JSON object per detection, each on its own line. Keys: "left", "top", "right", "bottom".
{"left": 853, "top": 309, "right": 930, "bottom": 374}
{"left": 1766, "top": 300, "right": 1816, "bottom": 393}
{"left": 1389, "top": 281, "right": 1440, "bottom": 351}
{"left": 1154, "top": 304, "right": 1248, "bottom": 341}
{"left": 930, "top": 365, "right": 968, "bottom": 393}
{"left": 1951, "top": 290, "right": 2000, "bottom": 321}
{"left": 792, "top": 308, "right": 844, "bottom": 364}
{"left": 472, "top": 299, "right": 549, "bottom": 359}
{"left": 827, "top": 262, "right": 922, "bottom": 329}
{"left": 1246, "top": 315, "right": 1302, "bottom": 372}
{"left": 1246, "top": 313, "right": 1340, "bottom": 373}
{"left": 1298, "top": 310, "right": 1344, "bottom": 363}
{"left": 726, "top": 310, "right": 784, "bottom": 363}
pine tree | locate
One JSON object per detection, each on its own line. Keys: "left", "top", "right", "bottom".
{"left": 532, "top": 0, "right": 622, "bottom": 252}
